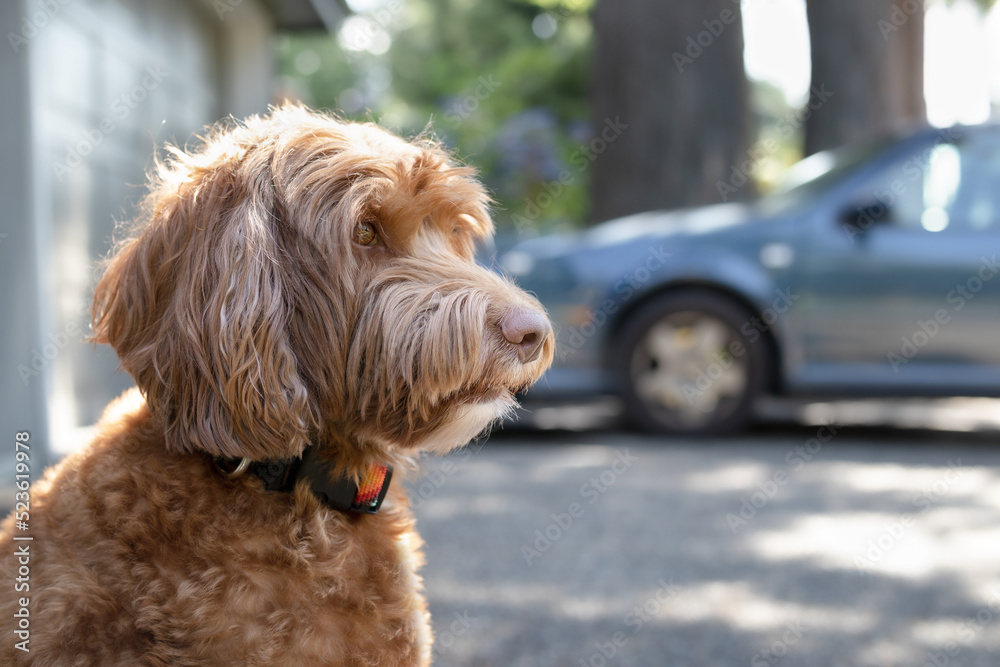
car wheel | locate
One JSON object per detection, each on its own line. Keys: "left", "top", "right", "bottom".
{"left": 615, "top": 291, "right": 770, "bottom": 435}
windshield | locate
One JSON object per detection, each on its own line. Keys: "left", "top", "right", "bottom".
{"left": 755, "top": 137, "right": 897, "bottom": 217}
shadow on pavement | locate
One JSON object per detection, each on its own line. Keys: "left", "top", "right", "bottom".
{"left": 412, "top": 417, "right": 1000, "bottom": 666}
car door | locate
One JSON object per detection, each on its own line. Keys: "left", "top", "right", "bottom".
{"left": 798, "top": 128, "right": 1000, "bottom": 393}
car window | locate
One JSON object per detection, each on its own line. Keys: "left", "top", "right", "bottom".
{"left": 849, "top": 132, "right": 1000, "bottom": 233}
{"left": 952, "top": 136, "right": 1000, "bottom": 231}
{"left": 756, "top": 137, "right": 897, "bottom": 217}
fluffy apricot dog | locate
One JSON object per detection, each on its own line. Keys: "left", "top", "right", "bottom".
{"left": 0, "top": 105, "right": 553, "bottom": 665}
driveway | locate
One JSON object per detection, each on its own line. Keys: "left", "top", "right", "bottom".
{"left": 411, "top": 424, "right": 1000, "bottom": 667}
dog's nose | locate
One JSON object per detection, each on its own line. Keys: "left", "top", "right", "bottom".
{"left": 499, "top": 306, "right": 551, "bottom": 364}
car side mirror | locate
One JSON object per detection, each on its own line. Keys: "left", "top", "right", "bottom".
{"left": 839, "top": 200, "right": 891, "bottom": 232}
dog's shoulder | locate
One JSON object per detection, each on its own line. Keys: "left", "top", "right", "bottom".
{"left": 0, "top": 387, "right": 430, "bottom": 665}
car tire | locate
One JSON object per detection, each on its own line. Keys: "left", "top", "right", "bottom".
{"left": 614, "top": 290, "right": 771, "bottom": 435}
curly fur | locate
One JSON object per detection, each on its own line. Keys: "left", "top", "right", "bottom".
{"left": 0, "top": 105, "right": 553, "bottom": 665}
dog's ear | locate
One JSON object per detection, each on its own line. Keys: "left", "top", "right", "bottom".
{"left": 91, "top": 144, "right": 314, "bottom": 460}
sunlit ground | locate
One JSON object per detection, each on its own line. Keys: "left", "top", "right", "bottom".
{"left": 413, "top": 424, "right": 1000, "bottom": 666}
{"left": 515, "top": 395, "right": 1000, "bottom": 433}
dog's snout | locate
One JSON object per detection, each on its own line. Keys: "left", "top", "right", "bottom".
{"left": 499, "top": 306, "right": 551, "bottom": 364}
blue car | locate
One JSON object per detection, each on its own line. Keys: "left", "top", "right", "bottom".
{"left": 501, "top": 124, "right": 1000, "bottom": 434}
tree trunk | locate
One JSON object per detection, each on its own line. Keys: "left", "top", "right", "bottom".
{"left": 588, "top": 0, "right": 752, "bottom": 223}
{"left": 804, "top": 0, "right": 926, "bottom": 156}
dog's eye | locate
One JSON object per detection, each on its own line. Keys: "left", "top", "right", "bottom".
{"left": 353, "top": 221, "right": 379, "bottom": 246}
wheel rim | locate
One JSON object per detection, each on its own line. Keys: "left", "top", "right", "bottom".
{"left": 629, "top": 310, "right": 748, "bottom": 429}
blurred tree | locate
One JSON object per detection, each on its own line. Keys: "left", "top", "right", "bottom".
{"left": 277, "top": 0, "right": 593, "bottom": 240}
{"left": 587, "top": 0, "right": 752, "bottom": 222}
{"left": 388, "top": 0, "right": 592, "bottom": 238}
{"left": 803, "top": 0, "right": 927, "bottom": 155}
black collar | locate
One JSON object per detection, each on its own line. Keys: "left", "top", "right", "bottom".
{"left": 216, "top": 447, "right": 393, "bottom": 514}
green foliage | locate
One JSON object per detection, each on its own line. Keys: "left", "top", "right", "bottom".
{"left": 948, "top": 0, "right": 997, "bottom": 10}
{"left": 749, "top": 81, "right": 807, "bottom": 193}
{"left": 276, "top": 0, "right": 593, "bottom": 239}
{"left": 517, "top": 0, "right": 594, "bottom": 10}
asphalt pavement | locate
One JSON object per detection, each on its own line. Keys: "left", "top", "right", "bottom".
{"left": 411, "top": 420, "right": 1000, "bottom": 667}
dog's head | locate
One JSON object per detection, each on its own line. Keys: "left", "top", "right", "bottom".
{"left": 91, "top": 105, "right": 553, "bottom": 468}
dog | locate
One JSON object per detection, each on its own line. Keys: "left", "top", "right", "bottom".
{"left": 0, "top": 104, "right": 553, "bottom": 665}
